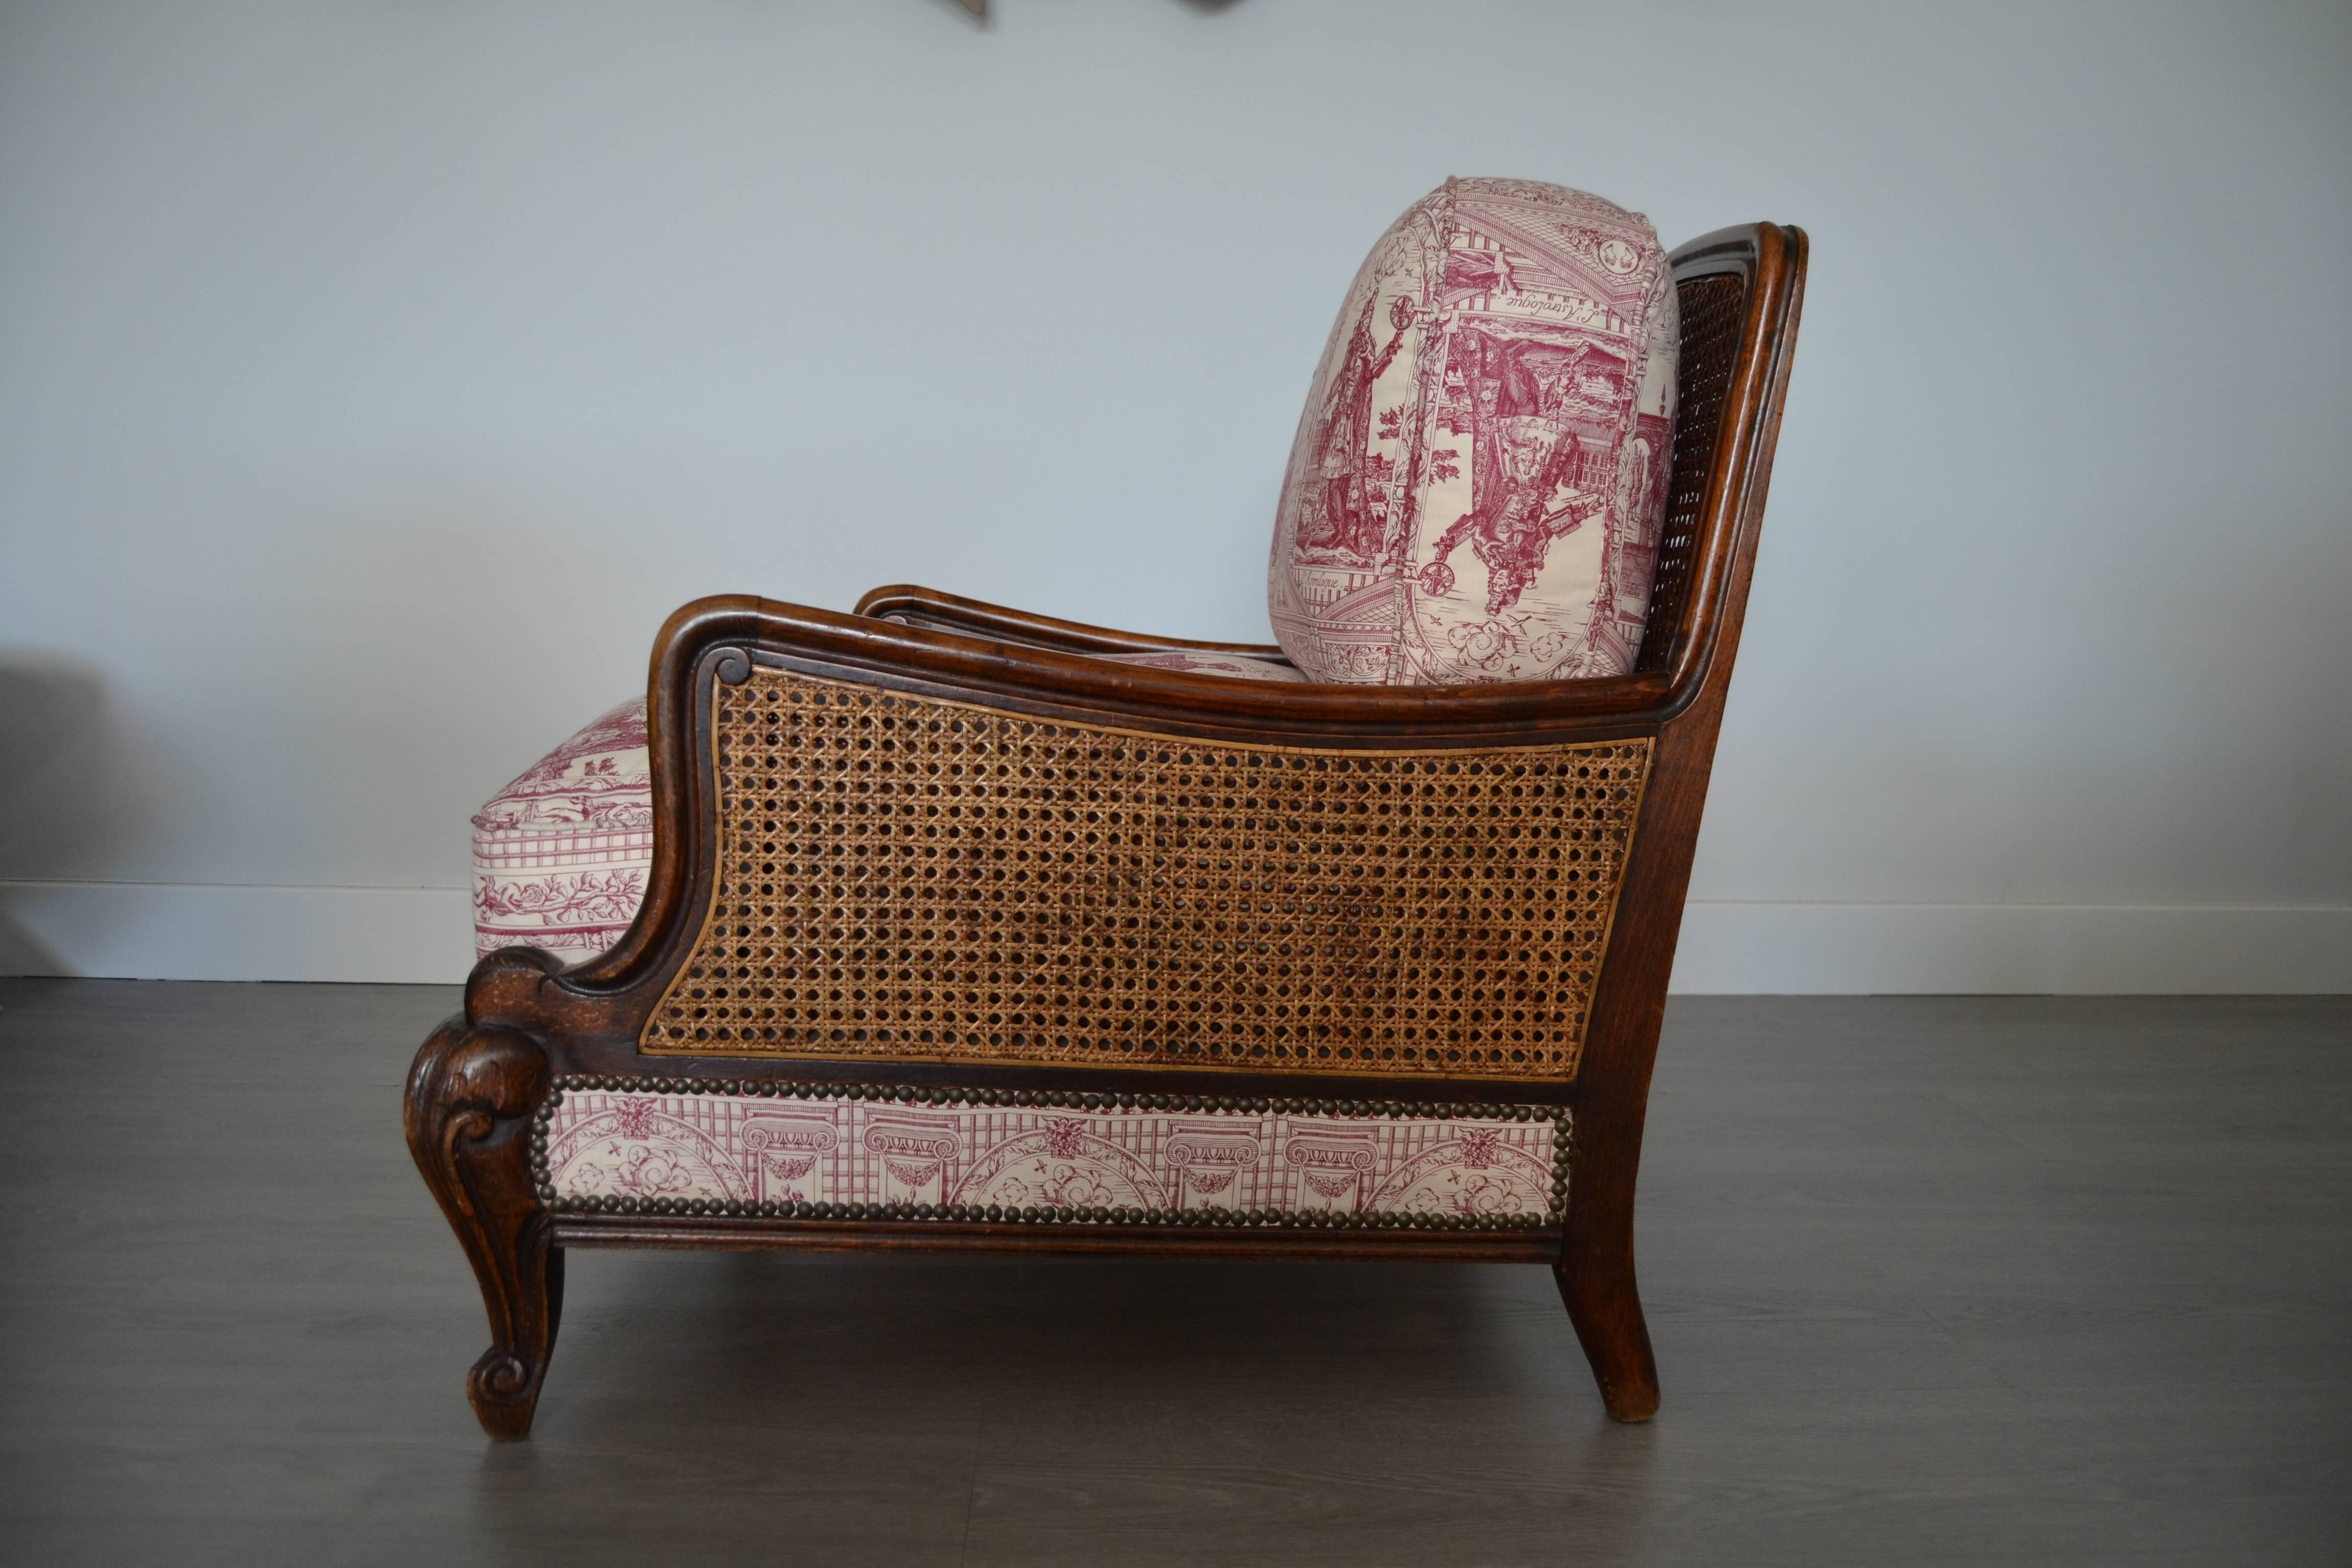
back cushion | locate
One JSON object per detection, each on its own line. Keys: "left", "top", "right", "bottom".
{"left": 1268, "top": 178, "right": 1678, "bottom": 684}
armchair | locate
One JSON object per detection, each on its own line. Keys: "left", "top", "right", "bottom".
{"left": 406, "top": 221, "right": 1807, "bottom": 1438}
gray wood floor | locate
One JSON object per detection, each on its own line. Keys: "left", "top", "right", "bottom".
{"left": 0, "top": 982, "right": 2344, "bottom": 1565}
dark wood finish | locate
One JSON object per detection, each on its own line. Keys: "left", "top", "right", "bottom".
{"left": 404, "top": 1019, "right": 564, "bottom": 1439}
{"left": 1551, "top": 223, "right": 1808, "bottom": 1418}
{"left": 405, "top": 222, "right": 1808, "bottom": 1433}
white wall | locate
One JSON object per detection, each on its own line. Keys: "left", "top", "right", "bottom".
{"left": 2, "top": 0, "right": 2345, "bottom": 990}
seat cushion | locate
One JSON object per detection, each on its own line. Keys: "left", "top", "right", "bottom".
{"left": 472, "top": 700, "right": 654, "bottom": 962}
{"left": 1268, "top": 177, "right": 1679, "bottom": 684}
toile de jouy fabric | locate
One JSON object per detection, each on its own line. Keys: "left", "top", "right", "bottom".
{"left": 1268, "top": 178, "right": 1678, "bottom": 684}
{"left": 1088, "top": 649, "right": 1309, "bottom": 682}
{"left": 472, "top": 699, "right": 654, "bottom": 961}
{"left": 544, "top": 1086, "right": 1565, "bottom": 1223}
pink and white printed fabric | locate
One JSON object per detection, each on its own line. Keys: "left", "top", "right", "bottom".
{"left": 472, "top": 700, "right": 654, "bottom": 962}
{"left": 1088, "top": 650, "right": 1308, "bottom": 682}
{"left": 543, "top": 1088, "right": 1565, "bottom": 1223}
{"left": 1268, "top": 178, "right": 1678, "bottom": 684}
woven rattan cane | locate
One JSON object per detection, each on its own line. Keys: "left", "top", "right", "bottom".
{"left": 1633, "top": 273, "right": 1746, "bottom": 676}
{"left": 642, "top": 667, "right": 1652, "bottom": 1080}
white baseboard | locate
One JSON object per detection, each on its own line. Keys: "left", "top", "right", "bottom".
{"left": 3, "top": 880, "right": 2345, "bottom": 993}
{"left": 1668, "top": 900, "right": 2350, "bottom": 994}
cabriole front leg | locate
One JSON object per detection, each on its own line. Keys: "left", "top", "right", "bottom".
{"left": 404, "top": 1020, "right": 562, "bottom": 1439}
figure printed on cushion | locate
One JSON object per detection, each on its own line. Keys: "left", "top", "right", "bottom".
{"left": 1303, "top": 292, "right": 1418, "bottom": 560}
{"left": 1418, "top": 334, "right": 1614, "bottom": 615}
{"left": 1268, "top": 180, "right": 1676, "bottom": 686}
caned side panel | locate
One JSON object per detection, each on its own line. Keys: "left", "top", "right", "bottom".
{"left": 642, "top": 667, "right": 1652, "bottom": 1081}
{"left": 1634, "top": 271, "right": 1747, "bottom": 675}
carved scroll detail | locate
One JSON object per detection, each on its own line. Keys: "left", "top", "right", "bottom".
{"left": 404, "top": 1021, "right": 561, "bottom": 1439}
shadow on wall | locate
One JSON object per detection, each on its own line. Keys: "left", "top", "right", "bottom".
{"left": 0, "top": 653, "right": 110, "bottom": 976}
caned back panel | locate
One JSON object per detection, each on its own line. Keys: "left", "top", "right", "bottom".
{"left": 1633, "top": 273, "right": 1749, "bottom": 675}
{"left": 644, "top": 668, "right": 1653, "bottom": 1081}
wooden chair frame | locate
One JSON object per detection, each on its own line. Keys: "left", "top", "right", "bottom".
{"left": 406, "top": 223, "right": 1808, "bottom": 1438}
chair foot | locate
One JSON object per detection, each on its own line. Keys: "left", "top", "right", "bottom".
{"left": 1554, "top": 1258, "right": 1661, "bottom": 1422}
{"left": 405, "top": 1020, "right": 562, "bottom": 1440}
